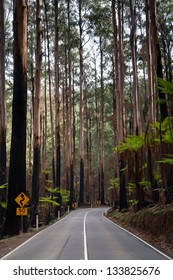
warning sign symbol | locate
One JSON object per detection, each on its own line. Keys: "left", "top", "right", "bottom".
{"left": 15, "top": 192, "right": 29, "bottom": 207}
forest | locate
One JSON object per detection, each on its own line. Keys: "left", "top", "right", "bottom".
{"left": 0, "top": 0, "right": 173, "bottom": 236}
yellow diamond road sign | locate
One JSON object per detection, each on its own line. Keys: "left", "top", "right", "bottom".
{"left": 15, "top": 192, "right": 29, "bottom": 207}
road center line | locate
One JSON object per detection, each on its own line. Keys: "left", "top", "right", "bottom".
{"left": 83, "top": 211, "right": 88, "bottom": 260}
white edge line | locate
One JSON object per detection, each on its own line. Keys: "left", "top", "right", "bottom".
{"left": 102, "top": 212, "right": 172, "bottom": 260}
{"left": 1, "top": 211, "right": 73, "bottom": 260}
{"left": 83, "top": 212, "right": 88, "bottom": 260}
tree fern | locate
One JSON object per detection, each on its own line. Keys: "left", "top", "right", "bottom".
{"left": 0, "top": 183, "right": 7, "bottom": 189}
{"left": 157, "top": 77, "right": 173, "bottom": 95}
{"left": 115, "top": 133, "right": 145, "bottom": 153}
{"left": 39, "top": 197, "right": 60, "bottom": 206}
{"left": 157, "top": 154, "right": 173, "bottom": 165}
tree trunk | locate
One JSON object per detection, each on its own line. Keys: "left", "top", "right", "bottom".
{"left": 100, "top": 37, "right": 105, "bottom": 205}
{"left": 94, "top": 56, "right": 101, "bottom": 204}
{"left": 112, "top": 0, "right": 127, "bottom": 210}
{"left": 146, "top": 0, "right": 156, "bottom": 123}
{"left": 0, "top": 0, "right": 6, "bottom": 227}
{"left": 78, "top": 0, "right": 85, "bottom": 206}
{"left": 4, "top": 0, "right": 28, "bottom": 235}
{"left": 129, "top": 0, "right": 141, "bottom": 135}
{"left": 157, "top": 45, "right": 168, "bottom": 121}
{"left": 67, "top": 0, "right": 75, "bottom": 207}
{"left": 44, "top": 0, "right": 55, "bottom": 186}
{"left": 54, "top": 0, "right": 61, "bottom": 213}
{"left": 31, "top": 0, "right": 42, "bottom": 226}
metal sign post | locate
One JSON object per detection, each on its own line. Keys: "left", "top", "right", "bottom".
{"left": 15, "top": 192, "right": 30, "bottom": 233}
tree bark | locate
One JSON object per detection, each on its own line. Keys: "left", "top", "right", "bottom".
{"left": 100, "top": 37, "right": 105, "bottom": 205}
{"left": 67, "top": 0, "right": 75, "bottom": 207}
{"left": 129, "top": 0, "right": 141, "bottom": 135}
{"left": 54, "top": 0, "right": 61, "bottom": 213}
{"left": 157, "top": 43, "right": 168, "bottom": 121}
{"left": 44, "top": 0, "right": 55, "bottom": 186}
{"left": 31, "top": 0, "right": 42, "bottom": 225}
{"left": 4, "top": 0, "right": 28, "bottom": 235}
{"left": 0, "top": 0, "right": 7, "bottom": 227}
{"left": 146, "top": 0, "right": 156, "bottom": 123}
{"left": 78, "top": 0, "right": 85, "bottom": 206}
{"left": 112, "top": 0, "right": 127, "bottom": 210}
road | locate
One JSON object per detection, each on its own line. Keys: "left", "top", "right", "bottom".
{"left": 1, "top": 208, "right": 170, "bottom": 260}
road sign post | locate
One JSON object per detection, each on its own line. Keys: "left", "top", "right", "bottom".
{"left": 15, "top": 192, "right": 30, "bottom": 233}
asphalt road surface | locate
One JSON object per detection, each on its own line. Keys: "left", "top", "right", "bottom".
{"left": 1, "top": 208, "right": 170, "bottom": 260}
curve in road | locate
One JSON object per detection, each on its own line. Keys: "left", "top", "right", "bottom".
{"left": 1, "top": 208, "right": 171, "bottom": 260}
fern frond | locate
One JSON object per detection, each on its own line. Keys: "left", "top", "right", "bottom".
{"left": 157, "top": 77, "right": 173, "bottom": 95}
{"left": 115, "top": 134, "right": 144, "bottom": 153}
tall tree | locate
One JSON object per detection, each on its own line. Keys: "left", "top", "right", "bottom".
{"left": 67, "top": 0, "right": 75, "bottom": 207}
{"left": 0, "top": 0, "right": 6, "bottom": 225}
{"left": 145, "top": 0, "right": 156, "bottom": 123}
{"left": 100, "top": 36, "right": 105, "bottom": 204}
{"left": 4, "top": 0, "right": 28, "bottom": 235}
{"left": 43, "top": 0, "right": 56, "bottom": 186}
{"left": 31, "top": 0, "right": 42, "bottom": 225}
{"left": 78, "top": 0, "right": 85, "bottom": 206}
{"left": 129, "top": 0, "right": 141, "bottom": 135}
{"left": 112, "top": 0, "right": 127, "bottom": 210}
{"left": 54, "top": 0, "right": 61, "bottom": 187}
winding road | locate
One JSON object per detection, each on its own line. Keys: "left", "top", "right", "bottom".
{"left": 1, "top": 208, "right": 170, "bottom": 260}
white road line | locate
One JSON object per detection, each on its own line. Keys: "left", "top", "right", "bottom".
{"left": 83, "top": 211, "right": 88, "bottom": 260}
{"left": 102, "top": 212, "right": 172, "bottom": 260}
{"left": 1, "top": 211, "right": 73, "bottom": 260}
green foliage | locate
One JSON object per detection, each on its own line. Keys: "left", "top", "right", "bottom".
{"left": 156, "top": 79, "right": 173, "bottom": 141}
{"left": 46, "top": 179, "right": 53, "bottom": 185}
{"left": 138, "top": 180, "right": 151, "bottom": 188}
{"left": 162, "top": 130, "right": 173, "bottom": 143}
{"left": 156, "top": 98, "right": 167, "bottom": 105}
{"left": 157, "top": 77, "right": 173, "bottom": 95}
{"left": 142, "top": 163, "right": 147, "bottom": 170}
{"left": 45, "top": 187, "right": 70, "bottom": 204}
{"left": 46, "top": 187, "right": 59, "bottom": 194}
{"left": 157, "top": 154, "right": 173, "bottom": 165}
{"left": 0, "top": 201, "right": 7, "bottom": 209}
{"left": 153, "top": 117, "right": 173, "bottom": 143}
{"left": 128, "top": 199, "right": 138, "bottom": 206}
{"left": 112, "top": 211, "right": 123, "bottom": 220}
{"left": 108, "top": 177, "right": 119, "bottom": 190}
{"left": 0, "top": 183, "right": 7, "bottom": 189}
{"left": 115, "top": 134, "right": 145, "bottom": 153}
{"left": 60, "top": 189, "right": 70, "bottom": 204}
{"left": 42, "top": 169, "right": 50, "bottom": 175}
{"left": 120, "top": 166, "right": 128, "bottom": 172}
{"left": 126, "top": 182, "right": 136, "bottom": 194}
{"left": 0, "top": 184, "right": 7, "bottom": 209}
{"left": 39, "top": 197, "right": 60, "bottom": 206}
{"left": 153, "top": 172, "right": 162, "bottom": 182}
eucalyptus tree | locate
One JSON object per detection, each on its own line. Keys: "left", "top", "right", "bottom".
{"left": 129, "top": 0, "right": 141, "bottom": 135}
{"left": 145, "top": 0, "right": 158, "bottom": 123}
{"left": 112, "top": 0, "right": 128, "bottom": 210}
{"left": 157, "top": 1, "right": 173, "bottom": 120}
{"left": 4, "top": 0, "right": 28, "bottom": 235}
{"left": 78, "top": 0, "right": 85, "bottom": 206}
{"left": 88, "top": 0, "right": 112, "bottom": 204}
{"left": 54, "top": 0, "right": 61, "bottom": 206}
{"left": 157, "top": 0, "right": 173, "bottom": 83}
{"left": 43, "top": 0, "right": 56, "bottom": 186}
{"left": 0, "top": 0, "right": 6, "bottom": 225}
{"left": 31, "top": 0, "right": 42, "bottom": 225}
